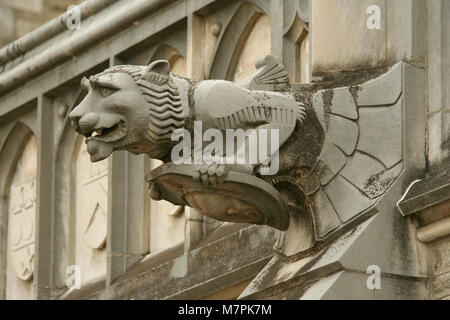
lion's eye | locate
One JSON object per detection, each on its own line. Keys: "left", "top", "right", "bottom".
{"left": 99, "top": 86, "right": 116, "bottom": 97}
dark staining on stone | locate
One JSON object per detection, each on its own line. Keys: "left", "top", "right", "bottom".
{"left": 349, "top": 85, "right": 362, "bottom": 106}
{"left": 264, "top": 107, "right": 272, "bottom": 121}
{"left": 275, "top": 180, "right": 313, "bottom": 229}
{"left": 363, "top": 171, "right": 396, "bottom": 198}
{"left": 312, "top": 65, "right": 390, "bottom": 87}
{"left": 322, "top": 90, "right": 333, "bottom": 130}
{"left": 187, "top": 79, "right": 198, "bottom": 131}
{"left": 279, "top": 111, "right": 322, "bottom": 171}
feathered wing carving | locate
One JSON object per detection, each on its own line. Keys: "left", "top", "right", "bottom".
{"left": 310, "top": 63, "right": 404, "bottom": 239}
{"left": 243, "top": 55, "right": 290, "bottom": 91}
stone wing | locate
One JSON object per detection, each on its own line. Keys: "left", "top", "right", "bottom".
{"left": 310, "top": 63, "right": 404, "bottom": 239}
{"left": 243, "top": 55, "right": 290, "bottom": 91}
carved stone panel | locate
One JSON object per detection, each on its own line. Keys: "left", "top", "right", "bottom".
{"left": 308, "top": 62, "right": 404, "bottom": 241}
{"left": 73, "top": 139, "right": 107, "bottom": 284}
{"left": 8, "top": 137, "right": 37, "bottom": 281}
{"left": 6, "top": 134, "right": 37, "bottom": 299}
{"left": 76, "top": 142, "right": 108, "bottom": 249}
{"left": 9, "top": 179, "right": 36, "bottom": 280}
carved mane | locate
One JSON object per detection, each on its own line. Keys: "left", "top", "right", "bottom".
{"left": 93, "top": 65, "right": 185, "bottom": 143}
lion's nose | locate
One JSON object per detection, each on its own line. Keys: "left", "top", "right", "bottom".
{"left": 69, "top": 108, "right": 83, "bottom": 132}
{"left": 76, "top": 112, "right": 99, "bottom": 135}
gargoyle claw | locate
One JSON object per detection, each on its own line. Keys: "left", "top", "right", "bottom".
{"left": 194, "top": 163, "right": 228, "bottom": 186}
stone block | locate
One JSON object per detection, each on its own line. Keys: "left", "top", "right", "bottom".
{"left": 311, "top": 0, "right": 387, "bottom": 74}
{"left": 357, "top": 99, "right": 403, "bottom": 168}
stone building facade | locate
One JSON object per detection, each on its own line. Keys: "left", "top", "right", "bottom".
{"left": 0, "top": 0, "right": 448, "bottom": 300}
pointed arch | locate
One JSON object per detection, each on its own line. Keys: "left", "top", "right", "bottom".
{"left": 0, "top": 121, "right": 36, "bottom": 299}
{"left": 209, "top": 1, "right": 269, "bottom": 80}
{"left": 0, "top": 121, "right": 35, "bottom": 202}
{"left": 284, "top": 14, "right": 310, "bottom": 83}
{"left": 53, "top": 103, "right": 109, "bottom": 289}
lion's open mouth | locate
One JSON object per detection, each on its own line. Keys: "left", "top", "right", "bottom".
{"left": 85, "top": 121, "right": 127, "bottom": 143}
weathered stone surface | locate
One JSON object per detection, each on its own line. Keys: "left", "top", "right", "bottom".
{"left": 341, "top": 152, "right": 403, "bottom": 199}
{"left": 239, "top": 217, "right": 374, "bottom": 299}
{"left": 147, "top": 164, "right": 291, "bottom": 231}
{"left": 74, "top": 140, "right": 107, "bottom": 286}
{"left": 241, "top": 200, "right": 428, "bottom": 300}
{"left": 328, "top": 87, "right": 358, "bottom": 120}
{"left": 311, "top": 0, "right": 387, "bottom": 74}
{"left": 356, "top": 63, "right": 403, "bottom": 107}
{"left": 324, "top": 175, "right": 373, "bottom": 222}
{"left": 310, "top": 189, "right": 341, "bottom": 238}
{"left": 312, "top": 90, "right": 326, "bottom": 128}
{"left": 326, "top": 114, "right": 359, "bottom": 156}
{"left": 234, "top": 15, "right": 271, "bottom": 83}
{"left": 6, "top": 134, "right": 36, "bottom": 300}
{"left": 106, "top": 224, "right": 276, "bottom": 300}
{"left": 149, "top": 158, "right": 185, "bottom": 253}
{"left": 357, "top": 98, "right": 403, "bottom": 168}
{"left": 299, "top": 271, "right": 426, "bottom": 300}
{"left": 316, "top": 144, "right": 347, "bottom": 186}
{"left": 397, "top": 160, "right": 450, "bottom": 216}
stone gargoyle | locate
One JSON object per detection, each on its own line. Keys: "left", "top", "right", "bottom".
{"left": 69, "top": 55, "right": 407, "bottom": 257}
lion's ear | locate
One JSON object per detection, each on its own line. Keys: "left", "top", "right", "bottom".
{"left": 147, "top": 60, "right": 171, "bottom": 76}
{"left": 143, "top": 60, "right": 171, "bottom": 84}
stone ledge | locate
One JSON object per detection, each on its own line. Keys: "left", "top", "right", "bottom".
{"left": 397, "top": 161, "right": 450, "bottom": 216}
{"left": 397, "top": 159, "right": 450, "bottom": 243}
{"left": 58, "top": 224, "right": 278, "bottom": 300}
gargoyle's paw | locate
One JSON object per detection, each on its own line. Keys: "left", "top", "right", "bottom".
{"left": 194, "top": 163, "right": 228, "bottom": 186}
{"left": 208, "top": 163, "right": 228, "bottom": 185}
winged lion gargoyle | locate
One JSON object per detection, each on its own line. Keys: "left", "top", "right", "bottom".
{"left": 69, "top": 55, "right": 406, "bottom": 256}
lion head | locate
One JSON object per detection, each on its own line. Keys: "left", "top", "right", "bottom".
{"left": 69, "top": 60, "right": 185, "bottom": 162}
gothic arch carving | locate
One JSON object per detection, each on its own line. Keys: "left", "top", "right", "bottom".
{"left": 209, "top": 1, "right": 268, "bottom": 80}
{"left": 0, "top": 121, "right": 35, "bottom": 214}
{"left": 0, "top": 122, "right": 36, "bottom": 298}
{"left": 284, "top": 14, "right": 310, "bottom": 83}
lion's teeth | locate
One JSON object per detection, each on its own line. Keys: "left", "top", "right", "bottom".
{"left": 93, "top": 129, "right": 103, "bottom": 136}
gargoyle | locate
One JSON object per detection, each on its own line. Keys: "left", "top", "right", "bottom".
{"left": 69, "top": 55, "right": 306, "bottom": 231}
{"left": 69, "top": 56, "right": 407, "bottom": 257}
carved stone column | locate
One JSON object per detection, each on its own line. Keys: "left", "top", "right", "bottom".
{"left": 35, "top": 94, "right": 55, "bottom": 299}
